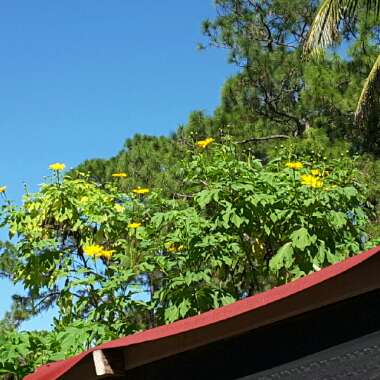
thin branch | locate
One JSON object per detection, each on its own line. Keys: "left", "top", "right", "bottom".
{"left": 172, "top": 192, "right": 194, "bottom": 200}
{"left": 236, "top": 135, "right": 290, "bottom": 144}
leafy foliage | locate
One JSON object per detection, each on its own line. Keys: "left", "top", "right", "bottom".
{"left": 0, "top": 1, "right": 380, "bottom": 377}
{"left": 0, "top": 139, "right": 376, "bottom": 375}
{"left": 1, "top": 171, "right": 152, "bottom": 336}
{"left": 0, "top": 320, "right": 117, "bottom": 379}
{"left": 145, "top": 141, "right": 370, "bottom": 323}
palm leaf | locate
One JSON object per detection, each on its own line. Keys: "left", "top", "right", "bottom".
{"left": 355, "top": 53, "right": 380, "bottom": 126}
{"left": 304, "top": 0, "right": 380, "bottom": 54}
{"left": 305, "top": 0, "right": 380, "bottom": 131}
{"left": 304, "top": 0, "right": 346, "bottom": 53}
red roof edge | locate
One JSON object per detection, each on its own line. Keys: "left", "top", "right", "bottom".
{"left": 24, "top": 245, "right": 380, "bottom": 380}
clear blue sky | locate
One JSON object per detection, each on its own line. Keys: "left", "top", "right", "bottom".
{"left": 0, "top": 1, "right": 235, "bottom": 330}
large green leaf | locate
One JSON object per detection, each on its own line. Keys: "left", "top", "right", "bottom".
{"left": 290, "top": 228, "right": 316, "bottom": 250}
{"left": 270, "top": 242, "right": 294, "bottom": 271}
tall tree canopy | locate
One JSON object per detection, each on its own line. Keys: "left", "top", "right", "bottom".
{"left": 77, "top": 0, "right": 379, "bottom": 188}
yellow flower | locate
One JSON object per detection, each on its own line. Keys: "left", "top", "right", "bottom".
{"left": 49, "top": 163, "right": 65, "bottom": 171}
{"left": 310, "top": 169, "right": 322, "bottom": 176}
{"left": 195, "top": 137, "right": 215, "bottom": 149}
{"left": 128, "top": 222, "right": 142, "bottom": 229}
{"left": 286, "top": 162, "right": 304, "bottom": 170}
{"left": 83, "top": 244, "right": 114, "bottom": 259}
{"left": 0, "top": 186, "right": 6, "bottom": 193}
{"left": 114, "top": 204, "right": 125, "bottom": 213}
{"left": 101, "top": 249, "right": 115, "bottom": 259}
{"left": 300, "top": 174, "right": 324, "bottom": 188}
{"left": 165, "top": 242, "right": 176, "bottom": 252}
{"left": 165, "top": 242, "right": 185, "bottom": 252}
{"left": 83, "top": 244, "right": 104, "bottom": 257}
{"left": 132, "top": 187, "right": 150, "bottom": 195}
{"left": 80, "top": 196, "right": 89, "bottom": 204}
{"left": 112, "top": 172, "right": 128, "bottom": 178}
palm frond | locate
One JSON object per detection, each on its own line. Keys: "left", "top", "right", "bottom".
{"left": 302, "top": 0, "right": 380, "bottom": 54}
{"left": 365, "top": 0, "right": 380, "bottom": 16}
{"left": 355, "top": 53, "right": 380, "bottom": 126}
{"left": 304, "top": 0, "right": 346, "bottom": 54}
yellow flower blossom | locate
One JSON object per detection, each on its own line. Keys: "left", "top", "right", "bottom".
{"left": 83, "top": 244, "right": 114, "bottom": 259}
{"left": 286, "top": 162, "right": 304, "bottom": 170}
{"left": 83, "top": 244, "right": 104, "bottom": 257}
{"left": 195, "top": 137, "right": 214, "bottom": 149}
{"left": 101, "top": 249, "right": 115, "bottom": 259}
{"left": 128, "top": 222, "right": 142, "bottom": 229}
{"left": 300, "top": 174, "right": 324, "bottom": 188}
{"left": 165, "top": 242, "right": 185, "bottom": 253}
{"left": 80, "top": 196, "right": 89, "bottom": 204}
{"left": 165, "top": 242, "right": 177, "bottom": 252}
{"left": 132, "top": 187, "right": 150, "bottom": 195}
{"left": 112, "top": 172, "right": 128, "bottom": 178}
{"left": 49, "top": 163, "right": 65, "bottom": 171}
{"left": 310, "top": 169, "right": 322, "bottom": 176}
{"left": 0, "top": 186, "right": 6, "bottom": 193}
{"left": 114, "top": 204, "right": 125, "bottom": 213}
